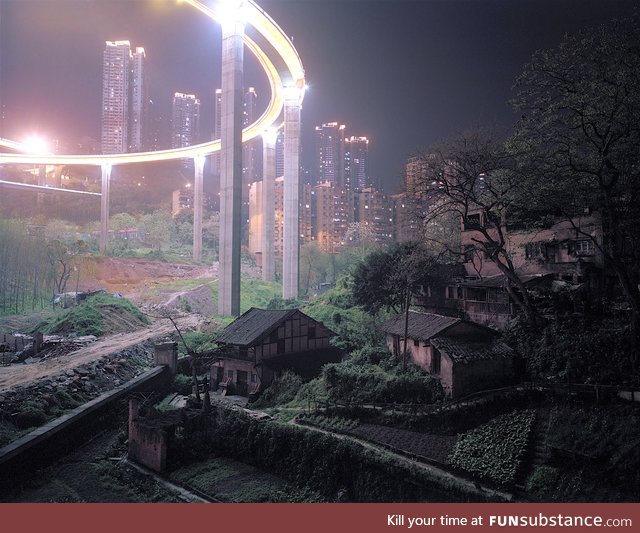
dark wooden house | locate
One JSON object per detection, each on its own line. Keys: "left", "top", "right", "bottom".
{"left": 212, "top": 308, "right": 340, "bottom": 396}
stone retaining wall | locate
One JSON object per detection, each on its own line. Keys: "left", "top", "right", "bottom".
{"left": 0, "top": 365, "right": 172, "bottom": 488}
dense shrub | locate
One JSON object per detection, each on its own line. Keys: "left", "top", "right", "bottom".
{"left": 15, "top": 403, "right": 48, "bottom": 429}
{"left": 252, "top": 371, "right": 303, "bottom": 407}
{"left": 322, "top": 362, "right": 443, "bottom": 405}
{"left": 36, "top": 293, "right": 149, "bottom": 337}
{"left": 503, "top": 317, "right": 636, "bottom": 385}
{"left": 448, "top": 410, "right": 535, "bottom": 487}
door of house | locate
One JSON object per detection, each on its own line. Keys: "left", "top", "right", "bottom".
{"left": 215, "top": 366, "right": 224, "bottom": 386}
{"left": 236, "top": 370, "right": 248, "bottom": 395}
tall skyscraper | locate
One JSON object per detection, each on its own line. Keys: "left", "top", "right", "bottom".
{"left": 315, "top": 122, "right": 346, "bottom": 187}
{"left": 345, "top": 136, "right": 370, "bottom": 190}
{"left": 171, "top": 92, "right": 200, "bottom": 149}
{"left": 129, "top": 47, "right": 147, "bottom": 152}
{"left": 101, "top": 41, "right": 131, "bottom": 154}
{"left": 101, "top": 40, "right": 147, "bottom": 154}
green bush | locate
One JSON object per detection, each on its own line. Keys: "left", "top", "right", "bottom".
{"left": 322, "top": 361, "right": 443, "bottom": 405}
{"left": 15, "top": 405, "right": 48, "bottom": 429}
{"left": 503, "top": 317, "right": 636, "bottom": 385}
{"left": 448, "top": 410, "right": 535, "bottom": 487}
{"left": 36, "top": 293, "right": 149, "bottom": 337}
{"left": 253, "top": 371, "right": 303, "bottom": 408}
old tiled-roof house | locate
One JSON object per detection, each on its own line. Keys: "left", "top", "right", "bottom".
{"left": 213, "top": 308, "right": 340, "bottom": 396}
{"left": 381, "top": 311, "right": 513, "bottom": 398}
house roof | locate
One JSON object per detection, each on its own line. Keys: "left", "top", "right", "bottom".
{"left": 215, "top": 307, "right": 334, "bottom": 347}
{"left": 215, "top": 308, "right": 296, "bottom": 347}
{"left": 461, "top": 273, "right": 553, "bottom": 288}
{"left": 431, "top": 336, "right": 513, "bottom": 365}
{"left": 381, "top": 311, "right": 460, "bottom": 341}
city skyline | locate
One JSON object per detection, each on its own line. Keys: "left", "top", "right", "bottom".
{"left": 1, "top": 0, "right": 637, "bottom": 192}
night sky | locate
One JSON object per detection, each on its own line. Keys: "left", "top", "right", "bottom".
{"left": 0, "top": 0, "right": 637, "bottom": 192}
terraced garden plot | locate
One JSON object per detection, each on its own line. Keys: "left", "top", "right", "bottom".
{"left": 169, "top": 456, "right": 323, "bottom": 502}
{"left": 350, "top": 424, "right": 457, "bottom": 464}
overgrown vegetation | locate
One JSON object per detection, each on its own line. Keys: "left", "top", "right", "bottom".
{"left": 448, "top": 410, "right": 535, "bottom": 487}
{"left": 504, "top": 317, "right": 635, "bottom": 386}
{"left": 322, "top": 361, "right": 443, "bottom": 406}
{"left": 34, "top": 293, "right": 149, "bottom": 337}
{"left": 526, "top": 405, "right": 640, "bottom": 501}
{"left": 169, "top": 456, "right": 325, "bottom": 502}
{"left": 0, "top": 219, "right": 58, "bottom": 315}
{"left": 298, "top": 414, "right": 359, "bottom": 433}
{"left": 175, "top": 407, "right": 481, "bottom": 502}
{"left": 252, "top": 371, "right": 304, "bottom": 408}
{"left": 303, "top": 280, "right": 387, "bottom": 353}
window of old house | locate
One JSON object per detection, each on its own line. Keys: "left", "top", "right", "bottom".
{"left": 463, "top": 213, "right": 482, "bottom": 230}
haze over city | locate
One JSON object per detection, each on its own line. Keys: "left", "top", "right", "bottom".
{"left": 1, "top": 0, "right": 636, "bottom": 191}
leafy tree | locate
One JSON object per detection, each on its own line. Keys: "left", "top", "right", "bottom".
{"left": 109, "top": 212, "right": 137, "bottom": 232}
{"left": 299, "top": 242, "right": 330, "bottom": 295}
{"left": 510, "top": 13, "right": 640, "bottom": 348}
{"left": 139, "top": 209, "right": 173, "bottom": 252}
{"left": 172, "top": 210, "right": 194, "bottom": 245}
{"left": 351, "top": 241, "right": 444, "bottom": 315}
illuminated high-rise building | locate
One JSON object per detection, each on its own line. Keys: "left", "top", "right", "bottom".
{"left": 171, "top": 92, "right": 200, "bottom": 149}
{"left": 129, "top": 47, "right": 147, "bottom": 152}
{"left": 101, "top": 40, "right": 147, "bottom": 154}
{"left": 315, "top": 122, "right": 346, "bottom": 187}
{"left": 345, "top": 136, "right": 370, "bottom": 190}
{"left": 101, "top": 41, "right": 131, "bottom": 154}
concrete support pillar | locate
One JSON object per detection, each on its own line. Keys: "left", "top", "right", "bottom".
{"left": 283, "top": 88, "right": 302, "bottom": 300}
{"left": 261, "top": 129, "right": 277, "bottom": 282}
{"left": 36, "top": 164, "right": 46, "bottom": 208}
{"left": 193, "top": 155, "right": 205, "bottom": 262}
{"left": 99, "top": 163, "right": 112, "bottom": 254}
{"left": 218, "top": 5, "right": 245, "bottom": 316}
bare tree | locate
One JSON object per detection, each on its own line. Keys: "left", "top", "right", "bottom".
{"left": 417, "top": 129, "right": 540, "bottom": 326}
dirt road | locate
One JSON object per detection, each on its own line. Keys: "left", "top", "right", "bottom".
{"left": 0, "top": 315, "right": 199, "bottom": 391}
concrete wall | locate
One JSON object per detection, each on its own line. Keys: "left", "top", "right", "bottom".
{"left": 0, "top": 365, "right": 171, "bottom": 485}
{"left": 127, "top": 399, "right": 168, "bottom": 472}
{"left": 451, "top": 357, "right": 513, "bottom": 398}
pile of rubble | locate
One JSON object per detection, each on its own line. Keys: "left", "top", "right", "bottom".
{"left": 0, "top": 342, "right": 155, "bottom": 434}
{"left": 1, "top": 334, "right": 99, "bottom": 366}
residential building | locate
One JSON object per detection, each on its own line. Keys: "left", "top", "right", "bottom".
{"left": 129, "top": 47, "right": 147, "bottom": 152}
{"left": 101, "top": 40, "right": 147, "bottom": 154}
{"left": 345, "top": 136, "right": 370, "bottom": 190}
{"left": 381, "top": 311, "right": 514, "bottom": 398}
{"left": 171, "top": 92, "right": 200, "bottom": 150}
{"left": 417, "top": 211, "right": 605, "bottom": 327}
{"left": 354, "top": 187, "right": 393, "bottom": 244}
{"left": 314, "top": 181, "right": 353, "bottom": 252}
{"left": 212, "top": 308, "right": 340, "bottom": 396}
{"left": 391, "top": 193, "right": 422, "bottom": 242}
{"left": 315, "top": 122, "right": 346, "bottom": 187}
{"left": 101, "top": 41, "right": 131, "bottom": 154}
